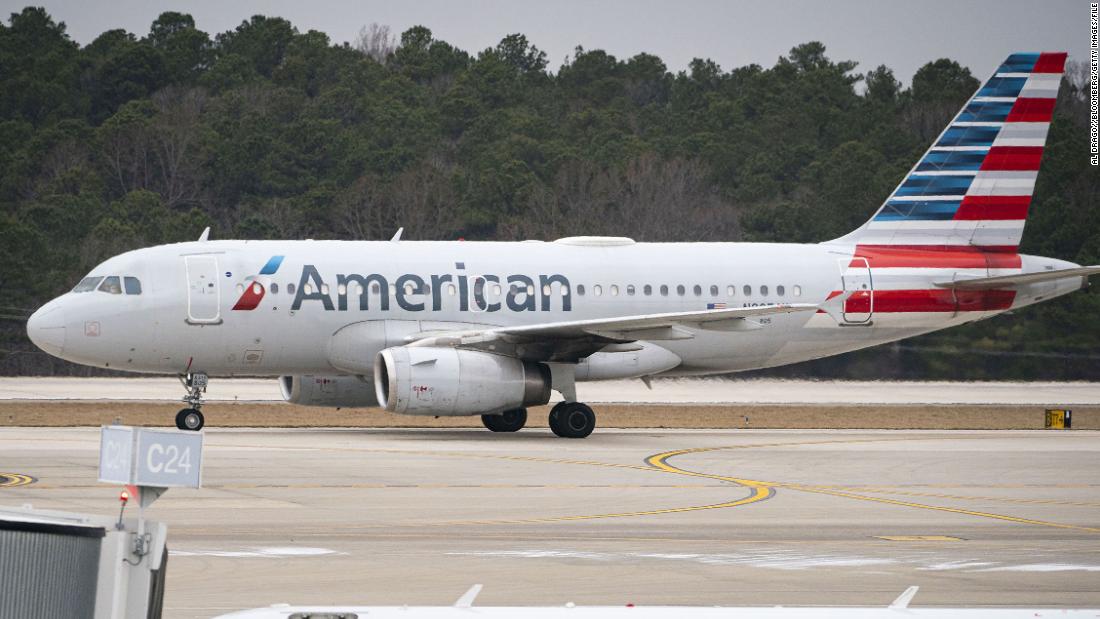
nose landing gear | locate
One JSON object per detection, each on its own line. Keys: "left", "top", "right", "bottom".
{"left": 176, "top": 372, "right": 208, "bottom": 431}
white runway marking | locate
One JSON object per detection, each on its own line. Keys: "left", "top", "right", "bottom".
{"left": 975, "top": 564, "right": 1100, "bottom": 573}
{"left": 172, "top": 546, "right": 344, "bottom": 558}
{"left": 448, "top": 550, "right": 1100, "bottom": 573}
{"left": 447, "top": 549, "right": 897, "bottom": 570}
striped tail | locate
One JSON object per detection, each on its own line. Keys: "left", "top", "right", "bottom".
{"left": 837, "top": 52, "right": 1066, "bottom": 252}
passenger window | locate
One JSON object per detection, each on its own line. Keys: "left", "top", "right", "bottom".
{"left": 577, "top": 285, "right": 585, "bottom": 296}
{"left": 123, "top": 277, "right": 142, "bottom": 295}
{"left": 526, "top": 284, "right": 535, "bottom": 296}
{"left": 626, "top": 285, "right": 635, "bottom": 296}
{"left": 660, "top": 285, "right": 668, "bottom": 296}
{"left": 777, "top": 285, "right": 785, "bottom": 297}
{"left": 710, "top": 285, "right": 718, "bottom": 296}
{"left": 643, "top": 285, "right": 652, "bottom": 296}
{"left": 447, "top": 284, "right": 456, "bottom": 296}
{"left": 73, "top": 276, "right": 103, "bottom": 293}
{"left": 236, "top": 283, "right": 245, "bottom": 294}
{"left": 727, "top": 285, "right": 735, "bottom": 296}
{"left": 793, "top": 285, "right": 802, "bottom": 297}
{"left": 405, "top": 283, "right": 416, "bottom": 295}
{"left": 693, "top": 285, "right": 702, "bottom": 296}
{"left": 270, "top": 283, "right": 279, "bottom": 294}
{"left": 593, "top": 285, "right": 603, "bottom": 296}
{"left": 304, "top": 283, "right": 314, "bottom": 295}
{"left": 760, "top": 285, "right": 769, "bottom": 296}
{"left": 98, "top": 276, "right": 123, "bottom": 295}
{"left": 676, "top": 285, "right": 685, "bottom": 296}
{"left": 252, "top": 282, "right": 262, "bottom": 295}
{"left": 743, "top": 285, "right": 752, "bottom": 297}
{"left": 318, "top": 284, "right": 329, "bottom": 295}
{"left": 610, "top": 285, "right": 619, "bottom": 296}
{"left": 337, "top": 284, "right": 347, "bottom": 296}
{"left": 491, "top": 284, "right": 502, "bottom": 297}
{"left": 287, "top": 283, "right": 296, "bottom": 295}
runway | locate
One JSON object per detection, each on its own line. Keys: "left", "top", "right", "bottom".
{"left": 2, "top": 427, "right": 1099, "bottom": 618}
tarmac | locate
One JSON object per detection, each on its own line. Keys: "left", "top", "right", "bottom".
{"left": 3, "top": 376, "right": 1100, "bottom": 404}
{"left": 2, "top": 426, "right": 1099, "bottom": 619}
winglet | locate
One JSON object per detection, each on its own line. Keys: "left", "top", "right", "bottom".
{"left": 197, "top": 226, "right": 210, "bottom": 242}
{"left": 889, "top": 585, "right": 919, "bottom": 610}
{"left": 391, "top": 227, "right": 404, "bottom": 242}
{"left": 818, "top": 291, "right": 855, "bottom": 324}
{"left": 454, "top": 584, "right": 482, "bottom": 608}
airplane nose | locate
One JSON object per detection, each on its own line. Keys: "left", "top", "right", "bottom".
{"left": 27, "top": 303, "right": 66, "bottom": 356}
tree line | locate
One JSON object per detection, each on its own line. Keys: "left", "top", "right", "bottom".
{"left": 1, "top": 7, "right": 1096, "bottom": 378}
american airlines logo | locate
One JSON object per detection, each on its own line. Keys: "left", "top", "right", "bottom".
{"left": 291, "top": 263, "right": 572, "bottom": 313}
{"left": 232, "top": 255, "right": 285, "bottom": 311}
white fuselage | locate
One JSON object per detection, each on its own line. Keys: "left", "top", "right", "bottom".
{"left": 26, "top": 238, "right": 1080, "bottom": 380}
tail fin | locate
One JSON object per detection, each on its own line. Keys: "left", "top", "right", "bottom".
{"left": 836, "top": 52, "right": 1067, "bottom": 251}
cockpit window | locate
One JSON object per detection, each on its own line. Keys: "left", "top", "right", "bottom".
{"left": 123, "top": 277, "right": 142, "bottom": 295}
{"left": 98, "top": 276, "right": 122, "bottom": 295}
{"left": 72, "top": 276, "right": 103, "bottom": 293}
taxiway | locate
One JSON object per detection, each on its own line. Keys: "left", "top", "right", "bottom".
{"left": 1, "top": 427, "right": 1098, "bottom": 618}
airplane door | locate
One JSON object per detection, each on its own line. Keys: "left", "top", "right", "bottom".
{"left": 185, "top": 255, "right": 222, "bottom": 324}
{"left": 839, "top": 257, "right": 874, "bottom": 325}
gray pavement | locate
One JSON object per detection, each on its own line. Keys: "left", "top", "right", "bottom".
{"left": 1, "top": 427, "right": 1099, "bottom": 618}
{"left": 2, "top": 377, "right": 1100, "bottom": 404}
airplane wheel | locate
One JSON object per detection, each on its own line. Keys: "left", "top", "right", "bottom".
{"left": 548, "top": 402, "right": 595, "bottom": 438}
{"left": 175, "top": 408, "right": 204, "bottom": 431}
{"left": 482, "top": 408, "right": 527, "bottom": 432}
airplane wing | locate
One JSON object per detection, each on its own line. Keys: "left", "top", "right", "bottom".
{"left": 404, "top": 303, "right": 820, "bottom": 362}
{"left": 934, "top": 266, "right": 1100, "bottom": 290}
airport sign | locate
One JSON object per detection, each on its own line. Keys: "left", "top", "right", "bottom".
{"left": 99, "top": 425, "right": 203, "bottom": 488}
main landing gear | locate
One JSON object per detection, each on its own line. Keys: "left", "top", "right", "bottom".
{"left": 480, "top": 403, "right": 597, "bottom": 437}
{"left": 548, "top": 401, "right": 596, "bottom": 439}
{"left": 481, "top": 408, "right": 528, "bottom": 432}
{"left": 176, "top": 372, "right": 208, "bottom": 431}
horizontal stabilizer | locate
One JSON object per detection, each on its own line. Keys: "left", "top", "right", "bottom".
{"left": 934, "top": 266, "right": 1100, "bottom": 290}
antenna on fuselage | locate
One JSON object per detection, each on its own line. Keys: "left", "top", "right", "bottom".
{"left": 390, "top": 227, "right": 404, "bottom": 242}
{"left": 197, "top": 227, "right": 211, "bottom": 242}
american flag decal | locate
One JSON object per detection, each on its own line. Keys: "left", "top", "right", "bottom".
{"left": 706, "top": 303, "right": 727, "bottom": 310}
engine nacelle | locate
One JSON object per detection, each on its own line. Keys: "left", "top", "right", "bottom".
{"left": 279, "top": 375, "right": 379, "bottom": 408}
{"left": 374, "top": 347, "right": 551, "bottom": 416}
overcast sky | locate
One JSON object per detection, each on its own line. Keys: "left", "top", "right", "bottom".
{"left": 2, "top": 0, "right": 1089, "bottom": 83}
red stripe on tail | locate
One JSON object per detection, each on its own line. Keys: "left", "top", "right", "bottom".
{"left": 953, "top": 195, "right": 1031, "bottom": 221}
{"left": 979, "top": 146, "right": 1044, "bottom": 171}
{"left": 843, "top": 289, "right": 1016, "bottom": 313}
{"left": 1031, "top": 52, "right": 1067, "bottom": 74}
{"left": 852, "top": 245, "right": 1022, "bottom": 269}
{"left": 1005, "top": 98, "right": 1055, "bottom": 122}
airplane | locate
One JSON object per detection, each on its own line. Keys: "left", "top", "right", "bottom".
{"left": 26, "top": 52, "right": 1098, "bottom": 437}
{"left": 215, "top": 585, "right": 1100, "bottom": 618}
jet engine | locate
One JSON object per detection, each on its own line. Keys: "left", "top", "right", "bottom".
{"left": 374, "top": 347, "right": 551, "bottom": 416}
{"left": 279, "top": 375, "right": 379, "bottom": 408}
